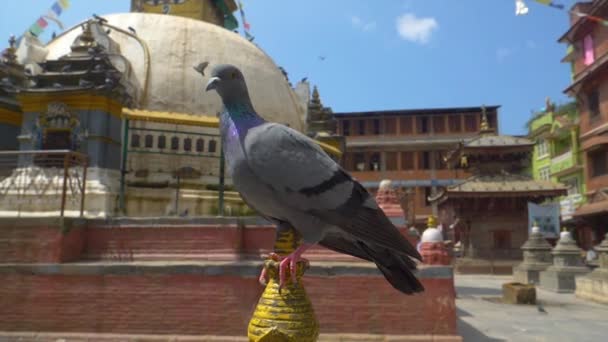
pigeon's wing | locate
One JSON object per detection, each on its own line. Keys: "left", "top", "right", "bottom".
{"left": 244, "top": 123, "right": 420, "bottom": 260}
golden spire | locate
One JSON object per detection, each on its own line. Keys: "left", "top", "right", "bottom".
{"left": 479, "top": 104, "right": 494, "bottom": 135}
{"left": 1, "top": 35, "right": 18, "bottom": 65}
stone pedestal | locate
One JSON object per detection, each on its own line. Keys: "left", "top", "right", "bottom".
{"left": 513, "top": 225, "right": 552, "bottom": 285}
{"left": 576, "top": 233, "right": 608, "bottom": 304}
{"left": 540, "top": 231, "right": 590, "bottom": 293}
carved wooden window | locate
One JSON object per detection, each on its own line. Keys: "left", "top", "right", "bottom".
{"left": 401, "top": 152, "right": 414, "bottom": 170}
{"left": 465, "top": 115, "right": 477, "bottom": 132}
{"left": 144, "top": 134, "right": 154, "bottom": 148}
{"left": 400, "top": 117, "right": 413, "bottom": 134}
{"left": 357, "top": 120, "right": 365, "bottom": 135}
{"left": 385, "top": 118, "right": 396, "bottom": 135}
{"left": 196, "top": 138, "right": 204, "bottom": 152}
{"left": 416, "top": 117, "right": 429, "bottom": 134}
{"left": 419, "top": 151, "right": 431, "bottom": 169}
{"left": 448, "top": 115, "right": 461, "bottom": 132}
{"left": 386, "top": 152, "right": 398, "bottom": 170}
{"left": 588, "top": 89, "right": 600, "bottom": 122}
{"left": 590, "top": 148, "right": 608, "bottom": 178}
{"left": 131, "top": 134, "right": 140, "bottom": 148}
{"left": 372, "top": 119, "right": 381, "bottom": 135}
{"left": 171, "top": 136, "right": 179, "bottom": 150}
{"left": 432, "top": 116, "right": 445, "bottom": 133}
{"left": 342, "top": 120, "right": 350, "bottom": 136}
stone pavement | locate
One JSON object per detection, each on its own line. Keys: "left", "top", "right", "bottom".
{"left": 456, "top": 274, "right": 608, "bottom": 342}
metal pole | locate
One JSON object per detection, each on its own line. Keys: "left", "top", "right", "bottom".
{"left": 80, "top": 155, "right": 88, "bottom": 217}
{"left": 175, "top": 175, "right": 180, "bottom": 216}
{"left": 430, "top": 117, "right": 438, "bottom": 217}
{"left": 218, "top": 145, "right": 225, "bottom": 216}
{"left": 119, "top": 118, "right": 129, "bottom": 215}
{"left": 60, "top": 153, "right": 69, "bottom": 217}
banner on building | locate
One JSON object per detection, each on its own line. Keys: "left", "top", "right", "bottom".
{"left": 528, "top": 202, "right": 560, "bottom": 238}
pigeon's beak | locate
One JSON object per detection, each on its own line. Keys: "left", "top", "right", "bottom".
{"left": 206, "top": 77, "right": 220, "bottom": 92}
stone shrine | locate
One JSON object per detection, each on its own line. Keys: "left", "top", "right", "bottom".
{"left": 513, "top": 224, "right": 553, "bottom": 284}
{"left": 575, "top": 233, "right": 608, "bottom": 304}
{"left": 540, "top": 230, "right": 590, "bottom": 293}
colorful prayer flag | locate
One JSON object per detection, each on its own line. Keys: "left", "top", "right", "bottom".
{"left": 29, "top": 23, "right": 43, "bottom": 36}
{"left": 534, "top": 0, "right": 552, "bottom": 4}
{"left": 51, "top": 2, "right": 63, "bottom": 16}
{"left": 59, "top": 0, "right": 70, "bottom": 9}
{"left": 36, "top": 17, "right": 48, "bottom": 29}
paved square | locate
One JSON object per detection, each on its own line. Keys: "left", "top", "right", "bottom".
{"left": 456, "top": 275, "right": 608, "bottom": 341}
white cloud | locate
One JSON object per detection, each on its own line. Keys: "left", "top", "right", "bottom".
{"left": 351, "top": 15, "right": 377, "bottom": 32}
{"left": 396, "top": 13, "right": 438, "bottom": 44}
{"left": 496, "top": 47, "right": 513, "bottom": 62}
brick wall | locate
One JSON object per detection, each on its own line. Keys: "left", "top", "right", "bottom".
{"left": 0, "top": 220, "right": 85, "bottom": 263}
{"left": 0, "top": 271, "right": 455, "bottom": 336}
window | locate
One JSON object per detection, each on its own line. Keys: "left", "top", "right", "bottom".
{"left": 588, "top": 90, "right": 600, "bottom": 121}
{"left": 372, "top": 119, "right": 381, "bottom": 135}
{"left": 583, "top": 34, "right": 595, "bottom": 66}
{"left": 131, "top": 134, "right": 140, "bottom": 148}
{"left": 342, "top": 120, "right": 350, "bottom": 136}
{"left": 436, "top": 151, "right": 447, "bottom": 170}
{"left": 419, "top": 151, "right": 431, "bottom": 169}
{"left": 448, "top": 115, "right": 461, "bottom": 132}
{"left": 536, "top": 139, "right": 549, "bottom": 158}
{"left": 539, "top": 166, "right": 550, "bottom": 180}
{"left": 424, "top": 187, "right": 432, "bottom": 207}
{"left": 487, "top": 113, "right": 497, "bottom": 130}
{"left": 354, "top": 153, "right": 366, "bottom": 171}
{"left": 157, "top": 135, "right": 166, "bottom": 149}
{"left": 369, "top": 153, "right": 380, "bottom": 171}
{"left": 400, "top": 117, "right": 413, "bottom": 134}
{"left": 171, "top": 136, "right": 179, "bottom": 150}
{"left": 563, "top": 177, "right": 579, "bottom": 196}
{"left": 208, "top": 140, "right": 217, "bottom": 153}
{"left": 385, "top": 118, "right": 396, "bottom": 135}
{"left": 416, "top": 117, "right": 429, "bottom": 134}
{"left": 464, "top": 115, "right": 476, "bottom": 132}
{"left": 401, "top": 152, "right": 414, "bottom": 170}
{"left": 196, "top": 138, "right": 205, "bottom": 152}
{"left": 432, "top": 116, "right": 445, "bottom": 133}
{"left": 184, "top": 138, "right": 192, "bottom": 151}
{"left": 386, "top": 152, "right": 398, "bottom": 170}
{"left": 145, "top": 134, "right": 154, "bottom": 148}
{"left": 590, "top": 148, "right": 608, "bottom": 178}
{"left": 357, "top": 120, "right": 366, "bottom": 135}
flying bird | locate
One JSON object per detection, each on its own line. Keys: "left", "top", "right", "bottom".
{"left": 193, "top": 62, "right": 209, "bottom": 76}
{"left": 203, "top": 64, "right": 423, "bottom": 294}
{"left": 318, "top": 55, "right": 326, "bottom": 61}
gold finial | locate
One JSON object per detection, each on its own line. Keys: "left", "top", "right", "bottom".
{"left": 480, "top": 105, "right": 489, "bottom": 131}
{"left": 248, "top": 227, "right": 319, "bottom": 341}
{"left": 311, "top": 86, "right": 321, "bottom": 105}
{"left": 2, "top": 35, "right": 18, "bottom": 64}
{"left": 427, "top": 215, "right": 437, "bottom": 228}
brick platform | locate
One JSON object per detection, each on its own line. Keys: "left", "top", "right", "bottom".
{"left": 0, "top": 217, "right": 459, "bottom": 339}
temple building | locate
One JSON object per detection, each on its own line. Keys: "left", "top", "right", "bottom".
{"left": 430, "top": 109, "right": 567, "bottom": 260}
{"left": 0, "top": 0, "right": 320, "bottom": 217}
{"left": 560, "top": 0, "right": 608, "bottom": 249}
{"left": 335, "top": 105, "right": 498, "bottom": 225}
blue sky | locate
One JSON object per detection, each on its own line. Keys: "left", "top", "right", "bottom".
{"left": 0, "top": 0, "right": 579, "bottom": 135}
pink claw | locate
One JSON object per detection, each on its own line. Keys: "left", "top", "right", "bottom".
{"left": 277, "top": 244, "right": 311, "bottom": 290}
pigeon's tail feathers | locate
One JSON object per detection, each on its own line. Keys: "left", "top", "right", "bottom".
{"left": 356, "top": 241, "right": 424, "bottom": 295}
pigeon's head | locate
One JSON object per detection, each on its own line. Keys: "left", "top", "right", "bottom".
{"left": 205, "top": 64, "right": 249, "bottom": 104}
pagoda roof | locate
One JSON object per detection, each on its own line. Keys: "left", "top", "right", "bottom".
{"left": 432, "top": 173, "right": 567, "bottom": 200}
{"left": 464, "top": 134, "right": 534, "bottom": 149}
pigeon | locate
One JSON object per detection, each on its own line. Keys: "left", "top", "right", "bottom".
{"left": 193, "top": 62, "right": 209, "bottom": 76}
{"left": 537, "top": 302, "right": 548, "bottom": 314}
{"left": 61, "top": 65, "right": 71, "bottom": 72}
{"left": 300, "top": 77, "right": 308, "bottom": 83}
{"left": 203, "top": 64, "right": 423, "bottom": 294}
{"left": 93, "top": 14, "right": 108, "bottom": 23}
{"left": 128, "top": 26, "right": 137, "bottom": 35}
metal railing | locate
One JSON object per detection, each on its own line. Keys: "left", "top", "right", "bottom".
{"left": 0, "top": 150, "right": 88, "bottom": 217}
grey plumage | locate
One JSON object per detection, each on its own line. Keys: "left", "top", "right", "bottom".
{"left": 128, "top": 26, "right": 137, "bottom": 35}
{"left": 204, "top": 64, "right": 423, "bottom": 294}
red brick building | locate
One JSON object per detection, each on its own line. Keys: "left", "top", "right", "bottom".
{"left": 335, "top": 106, "right": 499, "bottom": 225}
{"left": 561, "top": 0, "right": 608, "bottom": 247}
